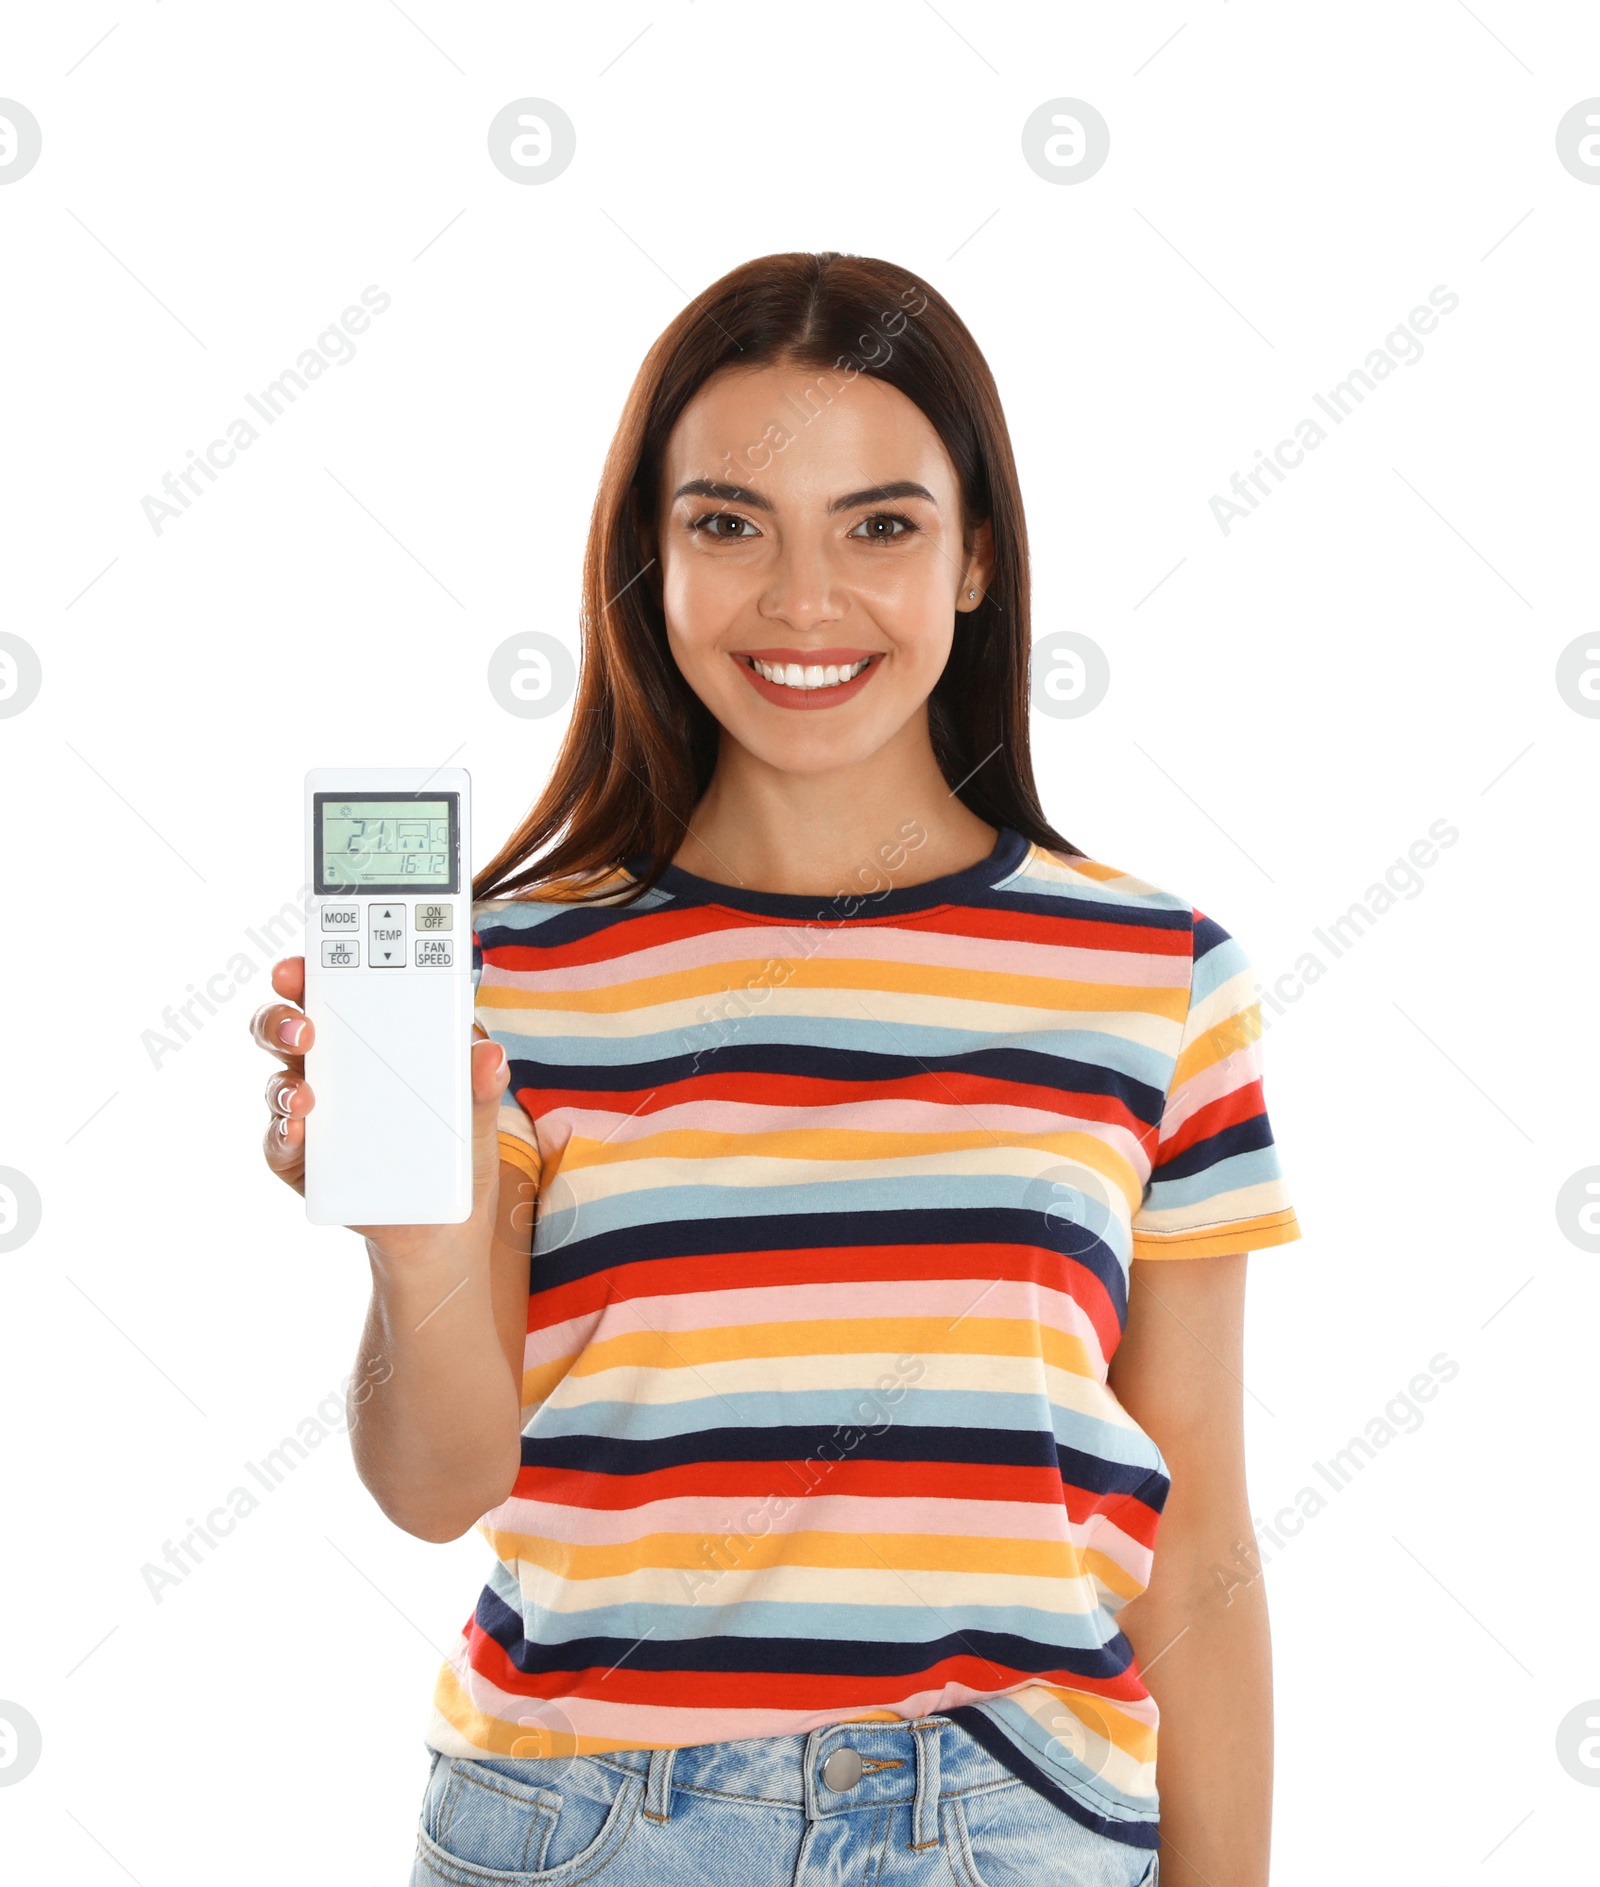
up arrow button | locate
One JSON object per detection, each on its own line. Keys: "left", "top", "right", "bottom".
{"left": 368, "top": 902, "right": 407, "bottom": 968}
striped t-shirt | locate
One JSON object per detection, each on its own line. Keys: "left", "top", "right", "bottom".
{"left": 426, "top": 825, "right": 1301, "bottom": 1849}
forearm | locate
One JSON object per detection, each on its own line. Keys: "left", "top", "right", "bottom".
{"left": 349, "top": 1235, "right": 523, "bottom": 1542}
{"left": 1119, "top": 1546, "right": 1273, "bottom": 1887}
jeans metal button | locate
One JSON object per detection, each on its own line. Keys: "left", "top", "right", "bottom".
{"left": 822, "top": 1746, "right": 863, "bottom": 1791}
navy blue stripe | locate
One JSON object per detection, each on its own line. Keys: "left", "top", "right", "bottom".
{"left": 538, "top": 1205, "right": 1127, "bottom": 1315}
{"left": 506, "top": 1043, "right": 1165, "bottom": 1121}
{"left": 1191, "top": 911, "right": 1232, "bottom": 965}
{"left": 1153, "top": 1112, "right": 1276, "bottom": 1184}
{"left": 942, "top": 890, "right": 1192, "bottom": 934}
{"left": 519, "top": 1426, "right": 1165, "bottom": 1504}
{"left": 474, "top": 899, "right": 675, "bottom": 950}
{"left": 472, "top": 1584, "right": 1138, "bottom": 1688}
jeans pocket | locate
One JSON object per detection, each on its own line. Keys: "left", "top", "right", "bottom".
{"left": 415, "top": 1754, "right": 640, "bottom": 1884}
{"left": 950, "top": 1781, "right": 1159, "bottom": 1887}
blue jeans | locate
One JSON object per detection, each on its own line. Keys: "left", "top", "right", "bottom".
{"left": 410, "top": 1714, "right": 1158, "bottom": 1885}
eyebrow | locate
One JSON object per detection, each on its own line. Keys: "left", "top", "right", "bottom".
{"left": 828, "top": 480, "right": 938, "bottom": 514}
{"left": 673, "top": 477, "right": 773, "bottom": 512}
{"left": 671, "top": 477, "right": 939, "bottom": 515}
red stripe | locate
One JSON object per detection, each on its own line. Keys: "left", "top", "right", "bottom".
{"left": 1153, "top": 1077, "right": 1265, "bottom": 1167}
{"left": 529, "top": 1069, "right": 1150, "bottom": 1135}
{"left": 1094, "top": 1489, "right": 1163, "bottom": 1551}
{"left": 507, "top": 1458, "right": 1127, "bottom": 1516}
{"left": 503, "top": 1468, "right": 1163, "bottom": 1547}
{"left": 528, "top": 1243, "right": 1122, "bottom": 1359}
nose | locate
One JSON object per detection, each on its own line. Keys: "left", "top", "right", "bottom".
{"left": 757, "top": 536, "right": 846, "bottom": 633}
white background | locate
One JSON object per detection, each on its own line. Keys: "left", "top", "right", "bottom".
{"left": 2, "top": 3, "right": 1596, "bottom": 1881}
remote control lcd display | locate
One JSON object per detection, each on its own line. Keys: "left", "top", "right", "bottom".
{"left": 315, "top": 795, "right": 458, "bottom": 894}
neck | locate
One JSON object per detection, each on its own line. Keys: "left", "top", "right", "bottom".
{"left": 670, "top": 714, "right": 1000, "bottom": 898}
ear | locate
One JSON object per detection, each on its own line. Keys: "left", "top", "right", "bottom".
{"left": 956, "top": 518, "right": 995, "bottom": 611}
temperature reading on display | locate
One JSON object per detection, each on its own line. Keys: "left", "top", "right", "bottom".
{"left": 315, "top": 794, "right": 458, "bottom": 895}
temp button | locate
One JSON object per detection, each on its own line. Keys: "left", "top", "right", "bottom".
{"left": 415, "top": 938, "right": 454, "bottom": 968}
{"left": 368, "top": 902, "right": 406, "bottom": 968}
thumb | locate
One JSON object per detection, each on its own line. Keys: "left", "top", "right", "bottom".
{"left": 470, "top": 1032, "right": 511, "bottom": 1197}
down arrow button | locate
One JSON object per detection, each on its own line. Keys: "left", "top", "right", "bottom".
{"left": 368, "top": 902, "right": 406, "bottom": 968}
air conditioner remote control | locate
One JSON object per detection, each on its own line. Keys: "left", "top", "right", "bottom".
{"left": 302, "top": 768, "right": 473, "bottom": 1225}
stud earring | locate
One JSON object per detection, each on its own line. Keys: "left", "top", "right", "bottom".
{"left": 968, "top": 589, "right": 978, "bottom": 600}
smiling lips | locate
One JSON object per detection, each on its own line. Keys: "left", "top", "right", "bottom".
{"left": 735, "top": 648, "right": 881, "bottom": 710}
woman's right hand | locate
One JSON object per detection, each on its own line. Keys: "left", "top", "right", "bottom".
{"left": 249, "top": 955, "right": 512, "bottom": 1266}
{"left": 251, "top": 954, "right": 318, "bottom": 1195}
{"left": 251, "top": 956, "right": 530, "bottom": 1539}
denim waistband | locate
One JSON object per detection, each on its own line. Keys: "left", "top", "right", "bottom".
{"left": 593, "top": 1714, "right": 1013, "bottom": 1847}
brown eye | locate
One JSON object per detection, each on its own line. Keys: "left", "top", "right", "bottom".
{"left": 691, "top": 512, "right": 759, "bottom": 540}
{"left": 848, "top": 512, "right": 916, "bottom": 541}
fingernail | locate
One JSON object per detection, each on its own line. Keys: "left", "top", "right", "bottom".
{"left": 275, "top": 1116, "right": 290, "bottom": 1143}
{"left": 278, "top": 1017, "right": 306, "bottom": 1049}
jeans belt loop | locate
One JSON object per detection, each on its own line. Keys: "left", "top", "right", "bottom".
{"left": 910, "top": 1719, "right": 942, "bottom": 1850}
{"left": 643, "top": 1746, "right": 676, "bottom": 1823}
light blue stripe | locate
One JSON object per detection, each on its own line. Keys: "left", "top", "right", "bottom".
{"left": 1191, "top": 929, "right": 1250, "bottom": 1007}
{"left": 1000, "top": 865, "right": 1189, "bottom": 918}
{"left": 479, "top": 1013, "right": 1179, "bottom": 1084}
{"left": 511, "top": 1597, "right": 1120, "bottom": 1653}
{"left": 484, "top": 1553, "right": 523, "bottom": 1610}
{"left": 474, "top": 888, "right": 672, "bottom": 934}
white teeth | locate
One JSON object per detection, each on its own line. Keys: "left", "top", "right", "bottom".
{"left": 751, "top": 657, "right": 870, "bottom": 690}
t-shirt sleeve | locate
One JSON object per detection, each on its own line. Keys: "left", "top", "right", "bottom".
{"left": 472, "top": 910, "right": 543, "bottom": 1187}
{"left": 1130, "top": 910, "right": 1301, "bottom": 1261}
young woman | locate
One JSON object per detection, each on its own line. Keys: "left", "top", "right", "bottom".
{"left": 254, "top": 252, "right": 1300, "bottom": 1887}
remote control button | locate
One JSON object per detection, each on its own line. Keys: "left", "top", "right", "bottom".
{"left": 415, "top": 902, "right": 453, "bottom": 933}
{"left": 415, "top": 938, "right": 455, "bottom": 968}
{"left": 368, "top": 902, "right": 406, "bottom": 968}
{"left": 320, "top": 902, "right": 360, "bottom": 931}
{"left": 321, "top": 939, "right": 360, "bottom": 968}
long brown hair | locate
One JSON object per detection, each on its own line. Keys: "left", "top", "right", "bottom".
{"left": 475, "top": 250, "right": 1080, "bottom": 903}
